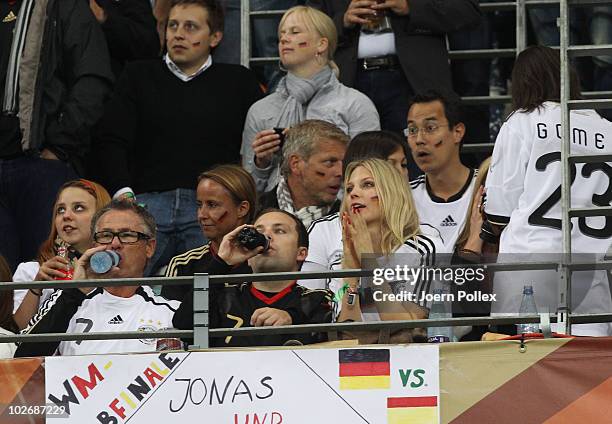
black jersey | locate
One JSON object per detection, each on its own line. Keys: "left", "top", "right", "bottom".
{"left": 211, "top": 282, "right": 333, "bottom": 348}
{"left": 163, "top": 243, "right": 252, "bottom": 301}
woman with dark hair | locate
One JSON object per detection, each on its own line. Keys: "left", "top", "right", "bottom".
{"left": 12, "top": 180, "right": 111, "bottom": 329}
{"left": 485, "top": 45, "right": 612, "bottom": 336}
{"left": 299, "top": 131, "right": 412, "bottom": 290}
{"left": 163, "top": 165, "right": 258, "bottom": 301}
{"left": 0, "top": 255, "right": 17, "bottom": 358}
{"left": 343, "top": 131, "right": 409, "bottom": 179}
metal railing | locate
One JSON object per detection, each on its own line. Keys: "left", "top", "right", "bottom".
{"left": 3, "top": 259, "right": 612, "bottom": 350}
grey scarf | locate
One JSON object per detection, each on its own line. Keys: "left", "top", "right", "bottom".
{"left": 276, "top": 177, "right": 331, "bottom": 229}
{"left": 275, "top": 66, "right": 332, "bottom": 128}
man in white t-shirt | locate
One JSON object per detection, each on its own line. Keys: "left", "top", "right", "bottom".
{"left": 406, "top": 90, "right": 478, "bottom": 253}
{"left": 15, "top": 200, "right": 183, "bottom": 357}
{"left": 485, "top": 46, "right": 612, "bottom": 336}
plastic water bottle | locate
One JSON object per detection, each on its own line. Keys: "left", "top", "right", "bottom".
{"left": 90, "top": 251, "right": 120, "bottom": 274}
{"left": 427, "top": 289, "right": 454, "bottom": 343}
{"left": 516, "top": 285, "right": 540, "bottom": 334}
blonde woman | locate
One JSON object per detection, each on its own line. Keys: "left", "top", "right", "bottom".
{"left": 241, "top": 5, "right": 380, "bottom": 193}
{"left": 336, "top": 159, "right": 444, "bottom": 325}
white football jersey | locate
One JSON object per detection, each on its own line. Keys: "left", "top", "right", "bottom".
{"left": 486, "top": 102, "right": 612, "bottom": 255}
{"left": 410, "top": 169, "right": 478, "bottom": 253}
{"left": 25, "top": 286, "right": 180, "bottom": 356}
{"left": 300, "top": 212, "right": 444, "bottom": 304}
{"left": 485, "top": 102, "right": 612, "bottom": 335}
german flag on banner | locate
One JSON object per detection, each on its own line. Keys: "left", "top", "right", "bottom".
{"left": 339, "top": 349, "right": 390, "bottom": 390}
{"left": 387, "top": 396, "right": 438, "bottom": 424}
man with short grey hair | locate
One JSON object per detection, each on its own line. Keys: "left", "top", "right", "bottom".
{"left": 258, "top": 119, "right": 348, "bottom": 228}
{"left": 15, "top": 200, "right": 181, "bottom": 358}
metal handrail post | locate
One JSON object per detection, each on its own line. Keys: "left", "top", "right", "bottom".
{"left": 191, "top": 273, "right": 210, "bottom": 349}
{"left": 516, "top": 0, "right": 527, "bottom": 53}
{"left": 558, "top": 0, "right": 572, "bottom": 334}
{"left": 240, "top": 0, "right": 250, "bottom": 67}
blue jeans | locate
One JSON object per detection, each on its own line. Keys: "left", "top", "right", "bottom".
{"left": 137, "top": 189, "right": 207, "bottom": 276}
{"left": 528, "top": 6, "right": 581, "bottom": 46}
{"left": 213, "top": 0, "right": 242, "bottom": 64}
{"left": 592, "top": 6, "right": 612, "bottom": 68}
{"left": 0, "top": 156, "right": 78, "bottom": 272}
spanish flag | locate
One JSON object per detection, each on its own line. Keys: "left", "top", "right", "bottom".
{"left": 387, "top": 396, "right": 438, "bottom": 424}
{"left": 339, "top": 349, "right": 390, "bottom": 390}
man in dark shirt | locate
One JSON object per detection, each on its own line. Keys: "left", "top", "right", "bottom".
{"left": 92, "top": 0, "right": 263, "bottom": 276}
{"left": 0, "top": 0, "right": 113, "bottom": 271}
{"left": 174, "top": 208, "right": 334, "bottom": 347}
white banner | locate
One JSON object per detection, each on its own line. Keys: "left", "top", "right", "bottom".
{"left": 45, "top": 345, "right": 439, "bottom": 424}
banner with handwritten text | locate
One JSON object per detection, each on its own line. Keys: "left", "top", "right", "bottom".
{"left": 44, "top": 345, "right": 439, "bottom": 424}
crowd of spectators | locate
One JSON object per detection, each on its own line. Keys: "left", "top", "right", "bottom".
{"left": 0, "top": 0, "right": 612, "bottom": 358}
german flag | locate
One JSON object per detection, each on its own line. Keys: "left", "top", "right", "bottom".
{"left": 387, "top": 396, "right": 438, "bottom": 424}
{"left": 339, "top": 349, "right": 390, "bottom": 390}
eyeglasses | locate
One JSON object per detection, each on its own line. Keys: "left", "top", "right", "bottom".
{"left": 403, "top": 122, "right": 450, "bottom": 138}
{"left": 93, "top": 231, "right": 151, "bottom": 245}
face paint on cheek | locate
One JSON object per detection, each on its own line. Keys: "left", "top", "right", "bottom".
{"left": 434, "top": 139, "right": 443, "bottom": 147}
{"left": 298, "top": 41, "right": 309, "bottom": 47}
{"left": 192, "top": 41, "right": 201, "bottom": 46}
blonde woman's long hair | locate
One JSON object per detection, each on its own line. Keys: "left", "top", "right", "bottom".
{"left": 342, "top": 159, "right": 420, "bottom": 255}
{"left": 279, "top": 6, "right": 340, "bottom": 77}
{"left": 455, "top": 157, "right": 491, "bottom": 249}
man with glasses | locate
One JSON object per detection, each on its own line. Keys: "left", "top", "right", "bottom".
{"left": 15, "top": 200, "right": 181, "bottom": 357}
{"left": 406, "top": 90, "right": 478, "bottom": 252}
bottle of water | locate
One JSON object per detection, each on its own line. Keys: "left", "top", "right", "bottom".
{"left": 517, "top": 285, "right": 540, "bottom": 334}
{"left": 427, "top": 288, "right": 454, "bottom": 343}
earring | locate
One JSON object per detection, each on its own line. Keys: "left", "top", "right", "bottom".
{"left": 278, "top": 59, "right": 288, "bottom": 73}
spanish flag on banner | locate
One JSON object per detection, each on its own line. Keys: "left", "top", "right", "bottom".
{"left": 387, "top": 396, "right": 438, "bottom": 424}
{"left": 339, "top": 349, "right": 390, "bottom": 390}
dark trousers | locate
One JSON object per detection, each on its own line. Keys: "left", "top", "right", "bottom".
{"left": 0, "top": 156, "right": 77, "bottom": 272}
{"left": 355, "top": 66, "right": 422, "bottom": 180}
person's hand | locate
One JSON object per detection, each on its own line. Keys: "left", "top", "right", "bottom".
{"left": 463, "top": 186, "right": 485, "bottom": 253}
{"left": 341, "top": 212, "right": 360, "bottom": 269}
{"left": 40, "top": 148, "right": 59, "bottom": 161}
{"left": 217, "top": 224, "right": 265, "bottom": 266}
{"left": 343, "top": 0, "right": 377, "bottom": 28}
{"left": 252, "top": 129, "right": 284, "bottom": 169}
{"left": 371, "top": 0, "right": 410, "bottom": 16}
{"left": 89, "top": 0, "right": 107, "bottom": 23}
{"left": 72, "top": 245, "right": 112, "bottom": 293}
{"left": 35, "top": 256, "right": 71, "bottom": 281}
{"left": 250, "top": 307, "right": 292, "bottom": 326}
{"left": 343, "top": 208, "right": 375, "bottom": 261}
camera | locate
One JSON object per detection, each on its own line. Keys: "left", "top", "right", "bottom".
{"left": 237, "top": 227, "right": 270, "bottom": 251}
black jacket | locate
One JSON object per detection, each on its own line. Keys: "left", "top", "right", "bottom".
{"left": 307, "top": 0, "right": 481, "bottom": 93}
{"left": 29, "top": 0, "right": 114, "bottom": 174}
